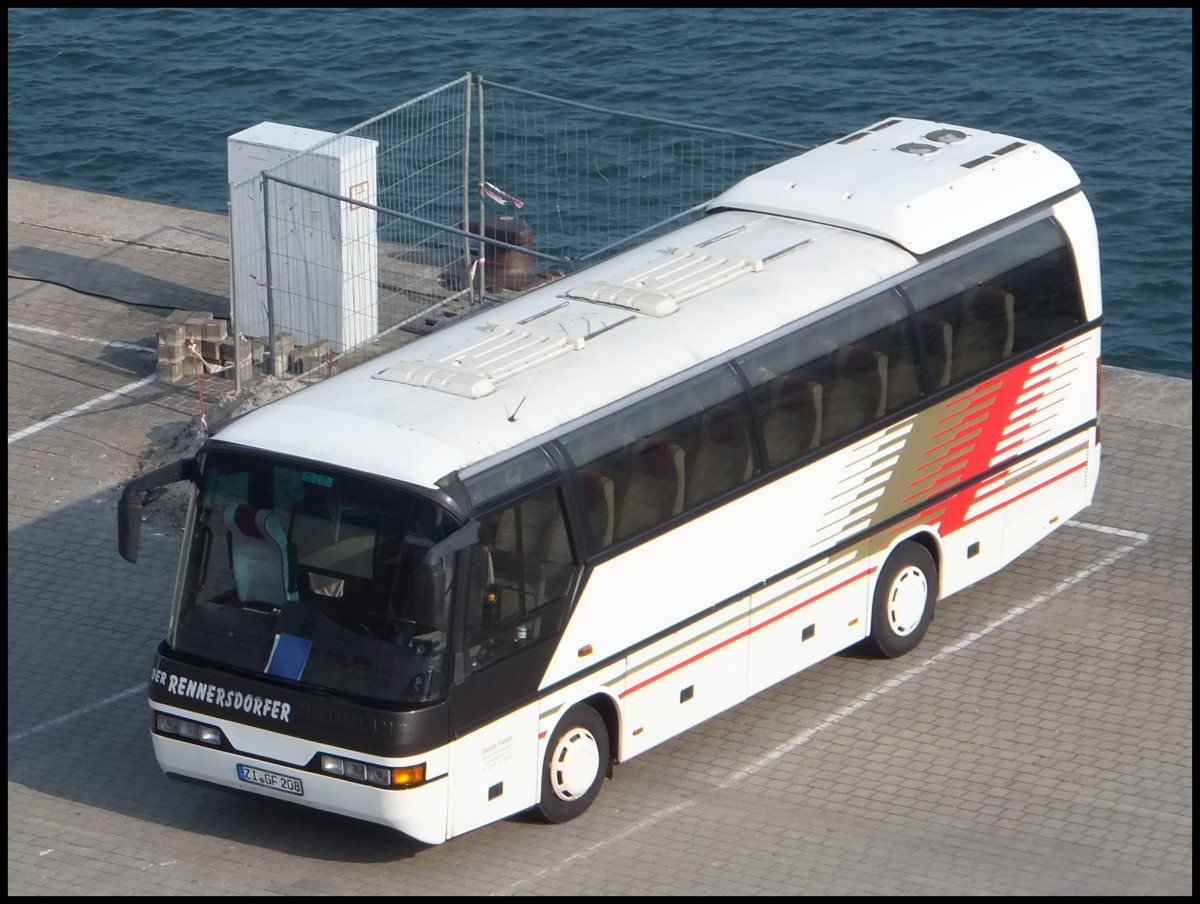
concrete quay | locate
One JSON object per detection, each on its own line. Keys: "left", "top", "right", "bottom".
{"left": 7, "top": 178, "right": 1191, "bottom": 896}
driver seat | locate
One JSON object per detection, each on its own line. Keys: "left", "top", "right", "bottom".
{"left": 224, "top": 504, "right": 298, "bottom": 608}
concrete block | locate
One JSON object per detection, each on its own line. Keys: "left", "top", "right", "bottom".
{"left": 202, "top": 319, "right": 228, "bottom": 342}
{"left": 270, "top": 333, "right": 295, "bottom": 378}
{"left": 223, "top": 355, "right": 254, "bottom": 382}
{"left": 156, "top": 359, "right": 186, "bottom": 383}
{"left": 288, "top": 340, "right": 331, "bottom": 375}
{"left": 157, "top": 342, "right": 186, "bottom": 364}
{"left": 158, "top": 323, "right": 186, "bottom": 345}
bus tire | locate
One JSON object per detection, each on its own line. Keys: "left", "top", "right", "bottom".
{"left": 536, "top": 704, "right": 609, "bottom": 824}
{"left": 867, "top": 541, "right": 937, "bottom": 658}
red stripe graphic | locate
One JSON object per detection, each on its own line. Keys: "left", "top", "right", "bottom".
{"left": 620, "top": 566, "right": 874, "bottom": 699}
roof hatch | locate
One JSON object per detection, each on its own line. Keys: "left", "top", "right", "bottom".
{"left": 564, "top": 245, "right": 764, "bottom": 317}
{"left": 373, "top": 322, "right": 586, "bottom": 398}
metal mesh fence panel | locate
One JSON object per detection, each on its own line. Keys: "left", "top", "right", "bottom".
{"left": 225, "top": 73, "right": 808, "bottom": 389}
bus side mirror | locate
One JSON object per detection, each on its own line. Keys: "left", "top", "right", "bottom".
{"left": 413, "top": 519, "right": 482, "bottom": 634}
{"left": 411, "top": 561, "right": 448, "bottom": 630}
{"left": 118, "top": 458, "right": 196, "bottom": 563}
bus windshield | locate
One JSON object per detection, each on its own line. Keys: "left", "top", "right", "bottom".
{"left": 170, "top": 449, "right": 460, "bottom": 705}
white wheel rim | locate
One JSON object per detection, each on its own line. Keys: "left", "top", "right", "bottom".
{"left": 887, "top": 565, "right": 928, "bottom": 636}
{"left": 549, "top": 727, "right": 601, "bottom": 800}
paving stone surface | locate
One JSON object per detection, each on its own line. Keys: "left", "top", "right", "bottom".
{"left": 7, "top": 178, "right": 1191, "bottom": 896}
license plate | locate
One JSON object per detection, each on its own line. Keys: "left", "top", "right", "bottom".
{"left": 237, "top": 764, "right": 304, "bottom": 796}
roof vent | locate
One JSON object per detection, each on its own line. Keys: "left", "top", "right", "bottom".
{"left": 373, "top": 323, "right": 586, "bottom": 398}
{"left": 896, "top": 142, "right": 940, "bottom": 156}
{"left": 565, "top": 245, "right": 763, "bottom": 317}
{"left": 925, "top": 128, "right": 969, "bottom": 145}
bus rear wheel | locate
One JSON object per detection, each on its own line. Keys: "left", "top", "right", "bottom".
{"left": 866, "top": 541, "right": 937, "bottom": 658}
{"left": 536, "top": 704, "right": 609, "bottom": 824}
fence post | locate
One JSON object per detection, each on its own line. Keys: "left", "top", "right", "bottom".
{"left": 474, "top": 74, "right": 487, "bottom": 306}
{"left": 226, "top": 181, "right": 242, "bottom": 396}
{"left": 461, "top": 73, "right": 474, "bottom": 306}
{"left": 261, "top": 172, "right": 276, "bottom": 378}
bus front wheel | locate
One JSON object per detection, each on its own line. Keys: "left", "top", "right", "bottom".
{"left": 536, "top": 704, "right": 609, "bottom": 824}
{"left": 867, "top": 541, "right": 937, "bottom": 658}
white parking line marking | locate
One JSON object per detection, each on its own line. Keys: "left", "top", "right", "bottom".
{"left": 5, "top": 519, "right": 1156, "bottom": 874}
{"left": 8, "top": 685, "right": 144, "bottom": 744}
{"left": 498, "top": 518, "right": 1151, "bottom": 893}
{"left": 1067, "top": 518, "right": 1151, "bottom": 542}
{"left": 7, "top": 374, "right": 158, "bottom": 445}
{"left": 8, "top": 321, "right": 160, "bottom": 444}
{"left": 717, "top": 520, "right": 1149, "bottom": 788}
{"left": 8, "top": 321, "right": 156, "bottom": 355}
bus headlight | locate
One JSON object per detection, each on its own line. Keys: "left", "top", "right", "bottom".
{"left": 319, "top": 754, "right": 424, "bottom": 787}
{"left": 154, "top": 712, "right": 223, "bottom": 746}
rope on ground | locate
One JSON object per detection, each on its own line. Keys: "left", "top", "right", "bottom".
{"left": 187, "top": 334, "right": 209, "bottom": 434}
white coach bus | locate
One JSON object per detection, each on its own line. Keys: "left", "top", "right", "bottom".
{"left": 119, "top": 117, "right": 1102, "bottom": 845}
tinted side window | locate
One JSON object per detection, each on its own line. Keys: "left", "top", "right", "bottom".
{"left": 739, "top": 289, "right": 921, "bottom": 463}
{"left": 993, "top": 220, "right": 1086, "bottom": 352}
{"left": 830, "top": 289, "right": 924, "bottom": 415}
{"left": 560, "top": 365, "right": 752, "bottom": 548}
{"left": 738, "top": 331, "right": 836, "bottom": 468}
{"left": 903, "top": 219, "right": 1086, "bottom": 385}
{"left": 467, "top": 484, "right": 575, "bottom": 670}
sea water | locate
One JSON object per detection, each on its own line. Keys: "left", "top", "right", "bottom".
{"left": 7, "top": 8, "right": 1192, "bottom": 377}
